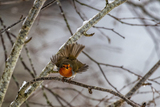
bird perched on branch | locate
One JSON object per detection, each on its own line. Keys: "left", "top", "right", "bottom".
{"left": 51, "top": 43, "right": 88, "bottom": 78}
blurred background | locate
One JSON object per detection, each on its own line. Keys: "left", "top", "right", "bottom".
{"left": 0, "top": 0, "right": 160, "bottom": 107}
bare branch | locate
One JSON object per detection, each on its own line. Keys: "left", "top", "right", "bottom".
{"left": 9, "top": 0, "right": 128, "bottom": 106}
{"left": 0, "top": 0, "right": 46, "bottom": 106}
{"left": 20, "top": 77, "right": 140, "bottom": 107}
{"left": 107, "top": 60, "right": 160, "bottom": 107}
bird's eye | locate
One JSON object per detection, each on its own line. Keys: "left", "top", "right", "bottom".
{"left": 62, "top": 65, "right": 65, "bottom": 67}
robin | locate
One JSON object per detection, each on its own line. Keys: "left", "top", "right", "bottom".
{"left": 51, "top": 43, "right": 88, "bottom": 78}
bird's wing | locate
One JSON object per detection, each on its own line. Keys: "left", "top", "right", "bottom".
{"left": 72, "top": 59, "right": 89, "bottom": 73}
{"left": 69, "top": 43, "right": 85, "bottom": 58}
{"left": 59, "top": 43, "right": 85, "bottom": 59}
{"left": 50, "top": 54, "right": 61, "bottom": 65}
{"left": 77, "top": 64, "right": 89, "bottom": 73}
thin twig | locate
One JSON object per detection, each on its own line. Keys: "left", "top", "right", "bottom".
{"left": 24, "top": 45, "right": 37, "bottom": 76}
{"left": 0, "top": 0, "right": 29, "bottom": 5}
{"left": 19, "top": 56, "right": 35, "bottom": 78}
{"left": 97, "top": 64, "right": 120, "bottom": 93}
{"left": 126, "top": 1, "right": 160, "bottom": 21}
{"left": 20, "top": 77, "right": 139, "bottom": 107}
{"left": 44, "top": 86, "right": 73, "bottom": 107}
{"left": 0, "top": 0, "right": 56, "bottom": 34}
{"left": 69, "top": 89, "right": 84, "bottom": 104}
{"left": 57, "top": 0, "right": 73, "bottom": 35}
{"left": 0, "top": 33, "right": 7, "bottom": 61}
{"left": 52, "top": 87, "right": 102, "bottom": 101}
{"left": 108, "top": 60, "right": 160, "bottom": 107}
{"left": 72, "top": 0, "right": 85, "bottom": 21}
{"left": 0, "top": 18, "right": 8, "bottom": 61}
{"left": 74, "top": 1, "right": 160, "bottom": 26}
{"left": 93, "top": 26, "right": 125, "bottom": 39}
{"left": 108, "top": 14, "right": 160, "bottom": 26}
{"left": 42, "top": 88, "right": 54, "bottom": 107}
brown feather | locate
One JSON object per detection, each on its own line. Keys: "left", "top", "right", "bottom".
{"left": 71, "top": 60, "right": 88, "bottom": 73}
{"left": 51, "top": 54, "right": 61, "bottom": 65}
{"left": 59, "top": 43, "right": 85, "bottom": 58}
{"left": 51, "top": 43, "right": 88, "bottom": 77}
{"left": 77, "top": 64, "right": 89, "bottom": 73}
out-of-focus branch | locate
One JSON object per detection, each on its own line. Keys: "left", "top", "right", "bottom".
{"left": 0, "top": 0, "right": 29, "bottom": 5}
{"left": 21, "top": 77, "right": 139, "bottom": 107}
{"left": 42, "top": 88, "right": 54, "bottom": 107}
{"left": 10, "top": 0, "right": 128, "bottom": 106}
{"left": 126, "top": 1, "right": 160, "bottom": 21}
{"left": 64, "top": 0, "right": 127, "bottom": 46}
{"left": 74, "top": 0, "right": 159, "bottom": 27}
{"left": 0, "top": 0, "right": 46, "bottom": 106}
{"left": 107, "top": 60, "right": 160, "bottom": 107}
{"left": 57, "top": 0, "right": 73, "bottom": 35}
{"left": 0, "top": 0, "right": 56, "bottom": 34}
{"left": 44, "top": 86, "right": 73, "bottom": 107}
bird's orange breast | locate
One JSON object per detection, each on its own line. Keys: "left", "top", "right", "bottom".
{"left": 59, "top": 65, "right": 72, "bottom": 77}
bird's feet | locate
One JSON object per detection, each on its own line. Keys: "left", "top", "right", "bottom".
{"left": 61, "top": 77, "right": 67, "bottom": 82}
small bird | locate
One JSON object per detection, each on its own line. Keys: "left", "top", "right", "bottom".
{"left": 51, "top": 43, "right": 88, "bottom": 78}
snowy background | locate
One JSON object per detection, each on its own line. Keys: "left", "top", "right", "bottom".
{"left": 0, "top": 0, "right": 160, "bottom": 107}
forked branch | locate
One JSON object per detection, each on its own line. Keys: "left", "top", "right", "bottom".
{"left": 10, "top": 0, "right": 128, "bottom": 106}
